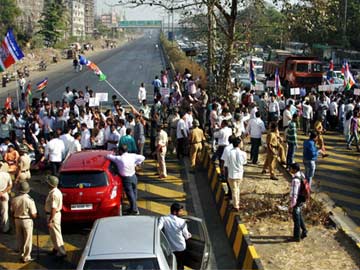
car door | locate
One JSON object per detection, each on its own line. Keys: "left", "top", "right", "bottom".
{"left": 183, "top": 216, "right": 211, "bottom": 270}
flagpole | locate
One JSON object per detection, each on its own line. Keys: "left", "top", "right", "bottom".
{"left": 104, "top": 79, "right": 134, "bottom": 108}
{"left": 14, "top": 63, "right": 20, "bottom": 110}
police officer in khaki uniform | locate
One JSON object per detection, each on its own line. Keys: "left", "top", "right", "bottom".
{"left": 0, "top": 162, "right": 12, "bottom": 233}
{"left": 45, "top": 176, "right": 66, "bottom": 258}
{"left": 11, "top": 182, "right": 37, "bottom": 263}
{"left": 262, "top": 122, "right": 286, "bottom": 180}
{"left": 189, "top": 120, "right": 206, "bottom": 170}
{"left": 16, "top": 147, "right": 31, "bottom": 183}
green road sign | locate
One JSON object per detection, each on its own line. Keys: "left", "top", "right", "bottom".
{"left": 119, "top": 20, "right": 162, "bottom": 28}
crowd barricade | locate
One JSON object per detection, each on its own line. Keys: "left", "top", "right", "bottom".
{"left": 201, "top": 147, "right": 264, "bottom": 270}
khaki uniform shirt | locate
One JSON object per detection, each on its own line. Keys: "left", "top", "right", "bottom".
{"left": 19, "top": 154, "right": 31, "bottom": 171}
{"left": 45, "top": 188, "right": 63, "bottom": 213}
{"left": 11, "top": 194, "right": 37, "bottom": 219}
{"left": 189, "top": 128, "right": 205, "bottom": 144}
{"left": 267, "top": 131, "right": 280, "bottom": 155}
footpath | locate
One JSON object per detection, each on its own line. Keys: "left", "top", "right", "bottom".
{"left": 198, "top": 139, "right": 360, "bottom": 269}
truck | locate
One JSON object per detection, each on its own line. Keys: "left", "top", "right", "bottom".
{"left": 264, "top": 50, "right": 323, "bottom": 96}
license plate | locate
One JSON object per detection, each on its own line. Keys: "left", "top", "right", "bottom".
{"left": 71, "top": 204, "right": 93, "bottom": 210}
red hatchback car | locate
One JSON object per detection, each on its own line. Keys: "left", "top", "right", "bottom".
{"left": 59, "top": 150, "right": 123, "bottom": 223}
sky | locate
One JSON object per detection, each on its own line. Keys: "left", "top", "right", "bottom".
{"left": 96, "top": 0, "right": 171, "bottom": 21}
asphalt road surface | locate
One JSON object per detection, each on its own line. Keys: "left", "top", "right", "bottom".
{"left": 0, "top": 31, "right": 238, "bottom": 269}
{"left": 0, "top": 31, "right": 163, "bottom": 106}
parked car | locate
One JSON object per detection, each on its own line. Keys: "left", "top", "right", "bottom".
{"left": 77, "top": 216, "right": 210, "bottom": 270}
{"left": 59, "top": 150, "right": 123, "bottom": 223}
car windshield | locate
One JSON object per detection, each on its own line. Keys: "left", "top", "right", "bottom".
{"left": 83, "top": 258, "right": 160, "bottom": 270}
{"left": 59, "top": 171, "right": 108, "bottom": 188}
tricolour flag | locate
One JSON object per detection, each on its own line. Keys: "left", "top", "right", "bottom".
{"left": 343, "top": 61, "right": 355, "bottom": 91}
{"left": 326, "top": 59, "right": 335, "bottom": 83}
{"left": 36, "top": 78, "right": 48, "bottom": 91}
{"left": 79, "top": 55, "right": 107, "bottom": 81}
{"left": 0, "top": 29, "right": 24, "bottom": 70}
{"left": 25, "top": 82, "right": 32, "bottom": 104}
{"left": 274, "top": 68, "right": 281, "bottom": 97}
{"left": 249, "top": 59, "right": 256, "bottom": 86}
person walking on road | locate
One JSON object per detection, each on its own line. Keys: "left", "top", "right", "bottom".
{"left": 158, "top": 203, "right": 192, "bottom": 270}
{"left": 262, "top": 122, "right": 286, "bottom": 180}
{"left": 106, "top": 145, "right": 145, "bottom": 215}
{"left": 11, "top": 182, "right": 37, "bottom": 263}
{"left": 246, "top": 111, "right": 265, "bottom": 164}
{"left": 138, "top": 83, "right": 147, "bottom": 104}
{"left": 303, "top": 132, "right": 321, "bottom": 188}
{"left": 347, "top": 110, "right": 360, "bottom": 152}
{"left": 45, "top": 133, "right": 65, "bottom": 176}
{"left": 286, "top": 114, "right": 298, "bottom": 167}
{"left": 45, "top": 176, "right": 66, "bottom": 258}
{"left": 155, "top": 125, "right": 168, "bottom": 178}
{"left": 223, "top": 137, "right": 247, "bottom": 212}
{"left": 189, "top": 119, "right": 206, "bottom": 171}
{"left": 289, "top": 163, "right": 308, "bottom": 242}
{"left": 0, "top": 163, "right": 12, "bottom": 233}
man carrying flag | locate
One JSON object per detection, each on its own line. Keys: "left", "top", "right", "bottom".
{"left": 274, "top": 68, "right": 282, "bottom": 97}
{"left": 249, "top": 59, "right": 256, "bottom": 86}
{"left": 343, "top": 61, "right": 355, "bottom": 91}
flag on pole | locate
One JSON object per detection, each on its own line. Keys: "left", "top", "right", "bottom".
{"left": 0, "top": 29, "right": 24, "bottom": 70}
{"left": 343, "top": 61, "right": 355, "bottom": 91}
{"left": 249, "top": 59, "right": 256, "bottom": 86}
{"left": 79, "top": 55, "right": 107, "bottom": 81}
{"left": 274, "top": 68, "right": 281, "bottom": 97}
{"left": 326, "top": 59, "right": 335, "bottom": 83}
{"left": 36, "top": 78, "right": 48, "bottom": 91}
{"left": 25, "top": 82, "right": 32, "bottom": 103}
{"left": 4, "top": 96, "right": 12, "bottom": 110}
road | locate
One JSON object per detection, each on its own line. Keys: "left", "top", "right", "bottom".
{"left": 293, "top": 132, "right": 360, "bottom": 227}
{"left": 0, "top": 33, "right": 163, "bottom": 105}
{"left": 0, "top": 32, "right": 237, "bottom": 269}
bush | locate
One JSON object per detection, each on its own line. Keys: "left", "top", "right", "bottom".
{"left": 161, "top": 34, "right": 207, "bottom": 88}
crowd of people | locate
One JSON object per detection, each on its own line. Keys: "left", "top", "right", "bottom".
{"left": 0, "top": 64, "right": 360, "bottom": 263}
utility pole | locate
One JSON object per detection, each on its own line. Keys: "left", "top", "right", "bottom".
{"left": 343, "top": 0, "right": 348, "bottom": 45}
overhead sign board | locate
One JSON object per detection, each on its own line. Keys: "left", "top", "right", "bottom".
{"left": 119, "top": 20, "right": 162, "bottom": 28}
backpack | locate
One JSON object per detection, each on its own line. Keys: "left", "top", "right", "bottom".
{"left": 297, "top": 175, "right": 311, "bottom": 203}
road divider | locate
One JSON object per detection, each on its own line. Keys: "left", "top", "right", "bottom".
{"left": 202, "top": 147, "right": 264, "bottom": 270}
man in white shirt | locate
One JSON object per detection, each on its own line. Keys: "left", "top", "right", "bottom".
{"left": 283, "top": 104, "right": 293, "bottom": 130}
{"left": 246, "top": 111, "right": 265, "bottom": 164}
{"left": 59, "top": 128, "right": 74, "bottom": 158}
{"left": 138, "top": 82, "right": 147, "bottom": 104}
{"left": 212, "top": 119, "right": 233, "bottom": 163}
{"left": 176, "top": 113, "right": 188, "bottom": 159}
{"left": 107, "top": 125, "right": 121, "bottom": 150}
{"left": 302, "top": 100, "right": 313, "bottom": 135}
{"left": 0, "top": 164, "right": 12, "bottom": 233}
{"left": 45, "top": 133, "right": 65, "bottom": 175}
{"left": 67, "top": 133, "right": 82, "bottom": 159}
{"left": 223, "top": 138, "right": 247, "bottom": 211}
{"left": 158, "top": 203, "right": 192, "bottom": 270}
{"left": 268, "top": 95, "right": 280, "bottom": 123}
{"left": 329, "top": 98, "right": 338, "bottom": 130}
{"left": 106, "top": 145, "right": 145, "bottom": 215}
{"left": 80, "top": 123, "right": 91, "bottom": 149}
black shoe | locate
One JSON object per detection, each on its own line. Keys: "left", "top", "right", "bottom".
{"left": 48, "top": 249, "right": 57, "bottom": 256}
{"left": 301, "top": 231, "right": 308, "bottom": 239}
{"left": 287, "top": 237, "right": 301, "bottom": 242}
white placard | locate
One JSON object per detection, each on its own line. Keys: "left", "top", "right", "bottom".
{"left": 89, "top": 97, "right": 100, "bottom": 107}
{"left": 160, "top": 87, "right": 170, "bottom": 97}
{"left": 95, "top": 92, "right": 108, "bottom": 102}
{"left": 290, "top": 88, "right": 300, "bottom": 95}
{"left": 354, "top": 88, "right": 360, "bottom": 95}
{"left": 254, "top": 83, "right": 264, "bottom": 91}
{"left": 318, "top": 85, "right": 330, "bottom": 92}
{"left": 266, "top": 80, "right": 275, "bottom": 87}
{"left": 75, "top": 98, "right": 86, "bottom": 107}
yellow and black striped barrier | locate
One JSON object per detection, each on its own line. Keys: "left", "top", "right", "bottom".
{"left": 202, "top": 148, "right": 263, "bottom": 270}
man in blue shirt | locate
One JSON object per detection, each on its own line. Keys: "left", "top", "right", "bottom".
{"left": 302, "top": 132, "right": 319, "bottom": 188}
{"left": 152, "top": 75, "right": 162, "bottom": 96}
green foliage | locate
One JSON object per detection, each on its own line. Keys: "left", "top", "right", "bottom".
{"left": 37, "top": 0, "right": 68, "bottom": 47}
{"left": 0, "top": 0, "right": 21, "bottom": 37}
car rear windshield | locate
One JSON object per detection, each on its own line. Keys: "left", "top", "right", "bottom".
{"left": 83, "top": 258, "right": 160, "bottom": 270}
{"left": 59, "top": 172, "right": 108, "bottom": 188}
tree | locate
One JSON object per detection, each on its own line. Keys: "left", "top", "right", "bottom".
{"left": 0, "top": 0, "right": 21, "bottom": 37}
{"left": 38, "top": 0, "right": 68, "bottom": 47}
